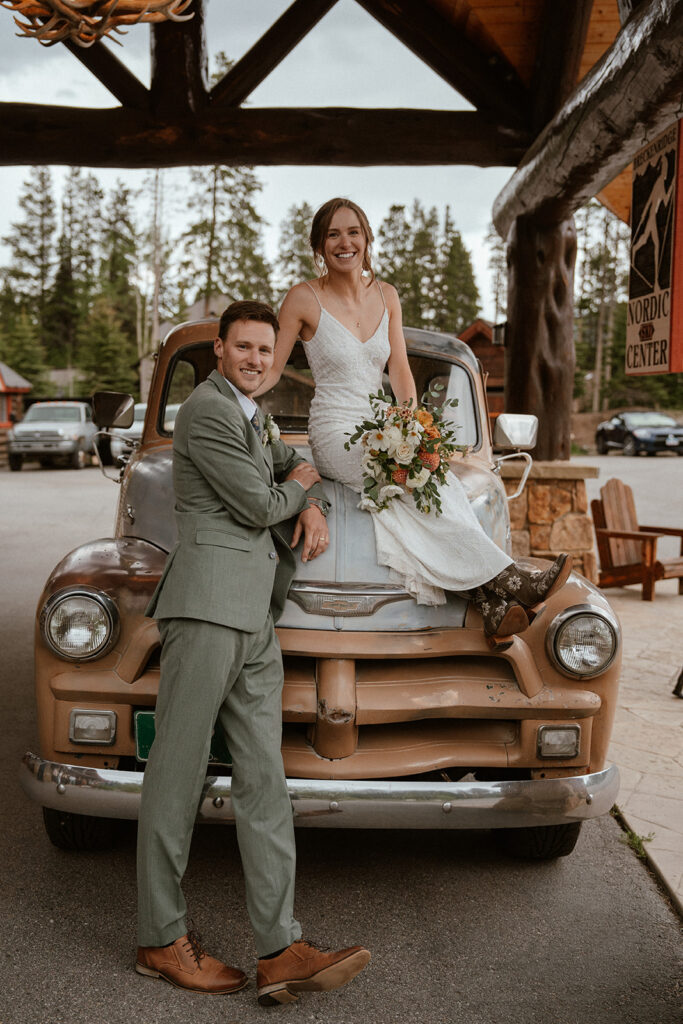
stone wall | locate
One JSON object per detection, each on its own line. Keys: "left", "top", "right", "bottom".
{"left": 501, "top": 460, "right": 599, "bottom": 583}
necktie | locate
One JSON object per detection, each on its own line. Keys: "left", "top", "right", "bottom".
{"left": 250, "top": 409, "right": 261, "bottom": 437}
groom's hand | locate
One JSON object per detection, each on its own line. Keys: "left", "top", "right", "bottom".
{"left": 286, "top": 462, "right": 321, "bottom": 490}
{"left": 292, "top": 505, "right": 329, "bottom": 562}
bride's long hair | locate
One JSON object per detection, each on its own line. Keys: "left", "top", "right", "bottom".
{"left": 309, "top": 198, "right": 376, "bottom": 284}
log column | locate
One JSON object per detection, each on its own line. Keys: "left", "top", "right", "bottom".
{"left": 505, "top": 214, "right": 577, "bottom": 461}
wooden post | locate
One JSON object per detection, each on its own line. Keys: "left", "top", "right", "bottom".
{"left": 505, "top": 215, "right": 577, "bottom": 461}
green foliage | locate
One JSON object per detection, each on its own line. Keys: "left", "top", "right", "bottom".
{"left": 78, "top": 296, "right": 138, "bottom": 397}
{"left": 2, "top": 167, "right": 56, "bottom": 348}
{"left": 0, "top": 310, "right": 49, "bottom": 393}
{"left": 277, "top": 202, "right": 316, "bottom": 292}
{"left": 377, "top": 201, "right": 479, "bottom": 331}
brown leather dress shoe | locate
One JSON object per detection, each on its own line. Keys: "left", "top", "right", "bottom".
{"left": 135, "top": 931, "right": 247, "bottom": 994}
{"left": 257, "top": 939, "right": 371, "bottom": 1006}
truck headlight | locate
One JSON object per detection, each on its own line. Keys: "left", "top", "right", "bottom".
{"left": 40, "top": 588, "right": 119, "bottom": 660}
{"left": 546, "top": 604, "right": 619, "bottom": 679}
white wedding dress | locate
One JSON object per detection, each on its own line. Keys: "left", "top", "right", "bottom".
{"left": 303, "top": 283, "right": 512, "bottom": 605}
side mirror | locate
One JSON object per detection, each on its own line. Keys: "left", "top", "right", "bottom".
{"left": 92, "top": 391, "right": 135, "bottom": 429}
{"left": 493, "top": 413, "right": 538, "bottom": 450}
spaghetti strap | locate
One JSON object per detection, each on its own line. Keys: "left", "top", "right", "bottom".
{"left": 304, "top": 280, "right": 323, "bottom": 310}
{"left": 376, "top": 280, "right": 387, "bottom": 311}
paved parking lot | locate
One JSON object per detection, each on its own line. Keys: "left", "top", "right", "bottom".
{"left": 1, "top": 461, "right": 681, "bottom": 1024}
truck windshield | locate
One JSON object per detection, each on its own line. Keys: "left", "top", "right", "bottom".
{"left": 23, "top": 406, "right": 81, "bottom": 423}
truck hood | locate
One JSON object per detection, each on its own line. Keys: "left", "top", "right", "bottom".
{"left": 120, "top": 444, "right": 511, "bottom": 631}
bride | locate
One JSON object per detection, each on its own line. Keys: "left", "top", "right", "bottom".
{"left": 257, "top": 197, "right": 571, "bottom": 640}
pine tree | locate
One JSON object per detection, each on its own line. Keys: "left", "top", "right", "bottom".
{"left": 178, "top": 52, "right": 272, "bottom": 311}
{"left": 377, "top": 204, "right": 413, "bottom": 305}
{"left": 434, "top": 207, "right": 480, "bottom": 334}
{"left": 2, "top": 167, "right": 56, "bottom": 350}
{"left": 78, "top": 296, "right": 138, "bottom": 396}
{"left": 2, "top": 311, "right": 49, "bottom": 393}
{"left": 100, "top": 181, "right": 139, "bottom": 337}
{"left": 277, "top": 201, "right": 315, "bottom": 292}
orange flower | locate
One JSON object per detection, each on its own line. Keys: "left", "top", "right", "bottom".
{"left": 392, "top": 467, "right": 408, "bottom": 484}
{"left": 418, "top": 449, "right": 440, "bottom": 471}
{"left": 423, "top": 424, "right": 440, "bottom": 440}
{"left": 415, "top": 409, "right": 434, "bottom": 428}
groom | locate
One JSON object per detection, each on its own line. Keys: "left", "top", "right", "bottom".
{"left": 136, "top": 300, "right": 370, "bottom": 1006}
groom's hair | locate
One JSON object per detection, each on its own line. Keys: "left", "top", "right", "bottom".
{"left": 218, "top": 301, "right": 280, "bottom": 341}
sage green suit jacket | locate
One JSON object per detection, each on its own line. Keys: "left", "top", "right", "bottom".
{"left": 146, "top": 370, "right": 326, "bottom": 632}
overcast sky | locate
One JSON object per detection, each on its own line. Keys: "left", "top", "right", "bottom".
{"left": 0, "top": 0, "right": 513, "bottom": 315}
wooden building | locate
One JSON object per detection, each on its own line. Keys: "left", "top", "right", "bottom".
{"left": 0, "top": 361, "right": 31, "bottom": 428}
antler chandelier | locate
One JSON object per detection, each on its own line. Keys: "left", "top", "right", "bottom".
{"left": 0, "top": 0, "right": 194, "bottom": 47}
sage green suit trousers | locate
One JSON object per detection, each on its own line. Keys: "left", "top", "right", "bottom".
{"left": 136, "top": 615, "right": 302, "bottom": 956}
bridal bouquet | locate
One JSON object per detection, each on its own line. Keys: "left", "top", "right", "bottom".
{"left": 344, "top": 387, "right": 461, "bottom": 515}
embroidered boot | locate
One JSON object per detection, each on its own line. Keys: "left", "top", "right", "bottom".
{"left": 489, "top": 554, "right": 573, "bottom": 609}
{"left": 468, "top": 586, "right": 530, "bottom": 639}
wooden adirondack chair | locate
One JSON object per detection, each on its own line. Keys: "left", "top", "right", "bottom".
{"left": 591, "top": 477, "right": 683, "bottom": 600}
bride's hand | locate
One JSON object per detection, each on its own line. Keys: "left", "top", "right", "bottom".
{"left": 292, "top": 505, "right": 329, "bottom": 562}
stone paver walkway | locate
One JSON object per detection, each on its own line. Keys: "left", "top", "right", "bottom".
{"left": 605, "top": 579, "right": 683, "bottom": 914}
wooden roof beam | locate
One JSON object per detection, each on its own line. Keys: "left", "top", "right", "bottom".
{"left": 59, "top": 39, "right": 149, "bottom": 110}
{"left": 530, "top": 0, "right": 594, "bottom": 133}
{"left": 211, "top": 0, "right": 340, "bottom": 108}
{"left": 354, "top": 0, "right": 530, "bottom": 130}
{"left": 0, "top": 105, "right": 529, "bottom": 167}
{"left": 150, "top": 0, "right": 208, "bottom": 117}
{"left": 493, "top": 0, "right": 683, "bottom": 239}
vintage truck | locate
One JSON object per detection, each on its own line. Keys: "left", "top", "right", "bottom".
{"left": 20, "top": 319, "right": 620, "bottom": 859}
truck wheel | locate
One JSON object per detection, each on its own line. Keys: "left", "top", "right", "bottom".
{"left": 622, "top": 435, "right": 637, "bottom": 457}
{"left": 70, "top": 447, "right": 87, "bottom": 470}
{"left": 8, "top": 453, "right": 23, "bottom": 471}
{"left": 493, "top": 821, "right": 582, "bottom": 860}
{"left": 42, "top": 807, "right": 117, "bottom": 851}
{"left": 595, "top": 434, "right": 608, "bottom": 454}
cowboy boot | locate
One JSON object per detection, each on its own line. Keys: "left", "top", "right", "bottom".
{"left": 468, "top": 586, "right": 530, "bottom": 639}
{"left": 489, "top": 554, "right": 573, "bottom": 609}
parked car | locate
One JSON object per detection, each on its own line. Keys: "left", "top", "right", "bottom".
{"left": 595, "top": 411, "right": 683, "bottom": 456}
{"left": 110, "top": 403, "right": 147, "bottom": 463}
{"left": 21, "top": 321, "right": 621, "bottom": 861}
{"left": 8, "top": 400, "right": 97, "bottom": 470}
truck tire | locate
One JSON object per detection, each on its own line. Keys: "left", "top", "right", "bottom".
{"left": 595, "top": 434, "right": 608, "bottom": 455}
{"left": 8, "top": 453, "right": 22, "bottom": 471}
{"left": 70, "top": 447, "right": 87, "bottom": 470}
{"left": 493, "top": 821, "right": 582, "bottom": 860}
{"left": 42, "top": 807, "right": 117, "bottom": 851}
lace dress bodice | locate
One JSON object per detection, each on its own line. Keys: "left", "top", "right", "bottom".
{"left": 302, "top": 283, "right": 511, "bottom": 604}
{"left": 305, "top": 304, "right": 390, "bottom": 490}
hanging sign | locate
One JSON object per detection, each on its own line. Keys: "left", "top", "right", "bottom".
{"left": 626, "top": 120, "right": 682, "bottom": 375}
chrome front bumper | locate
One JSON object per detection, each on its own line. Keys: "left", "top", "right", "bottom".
{"left": 21, "top": 752, "right": 619, "bottom": 830}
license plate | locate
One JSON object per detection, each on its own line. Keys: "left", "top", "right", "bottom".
{"left": 666, "top": 435, "right": 678, "bottom": 446}
{"left": 134, "top": 710, "right": 232, "bottom": 764}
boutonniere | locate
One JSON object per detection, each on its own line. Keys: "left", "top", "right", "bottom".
{"left": 262, "top": 414, "right": 280, "bottom": 447}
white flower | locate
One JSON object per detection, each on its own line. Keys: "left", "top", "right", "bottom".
{"left": 358, "top": 495, "right": 380, "bottom": 512}
{"left": 367, "top": 428, "right": 393, "bottom": 452}
{"left": 381, "top": 425, "right": 403, "bottom": 451}
{"left": 393, "top": 439, "right": 418, "bottom": 465}
{"left": 405, "top": 466, "right": 431, "bottom": 488}
{"left": 406, "top": 420, "right": 424, "bottom": 442}
{"left": 262, "top": 414, "right": 280, "bottom": 446}
{"left": 378, "top": 484, "right": 404, "bottom": 502}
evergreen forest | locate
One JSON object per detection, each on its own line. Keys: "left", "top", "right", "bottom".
{"left": 1, "top": 166, "right": 680, "bottom": 411}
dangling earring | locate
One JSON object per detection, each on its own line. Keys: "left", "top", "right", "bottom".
{"left": 315, "top": 252, "right": 328, "bottom": 278}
